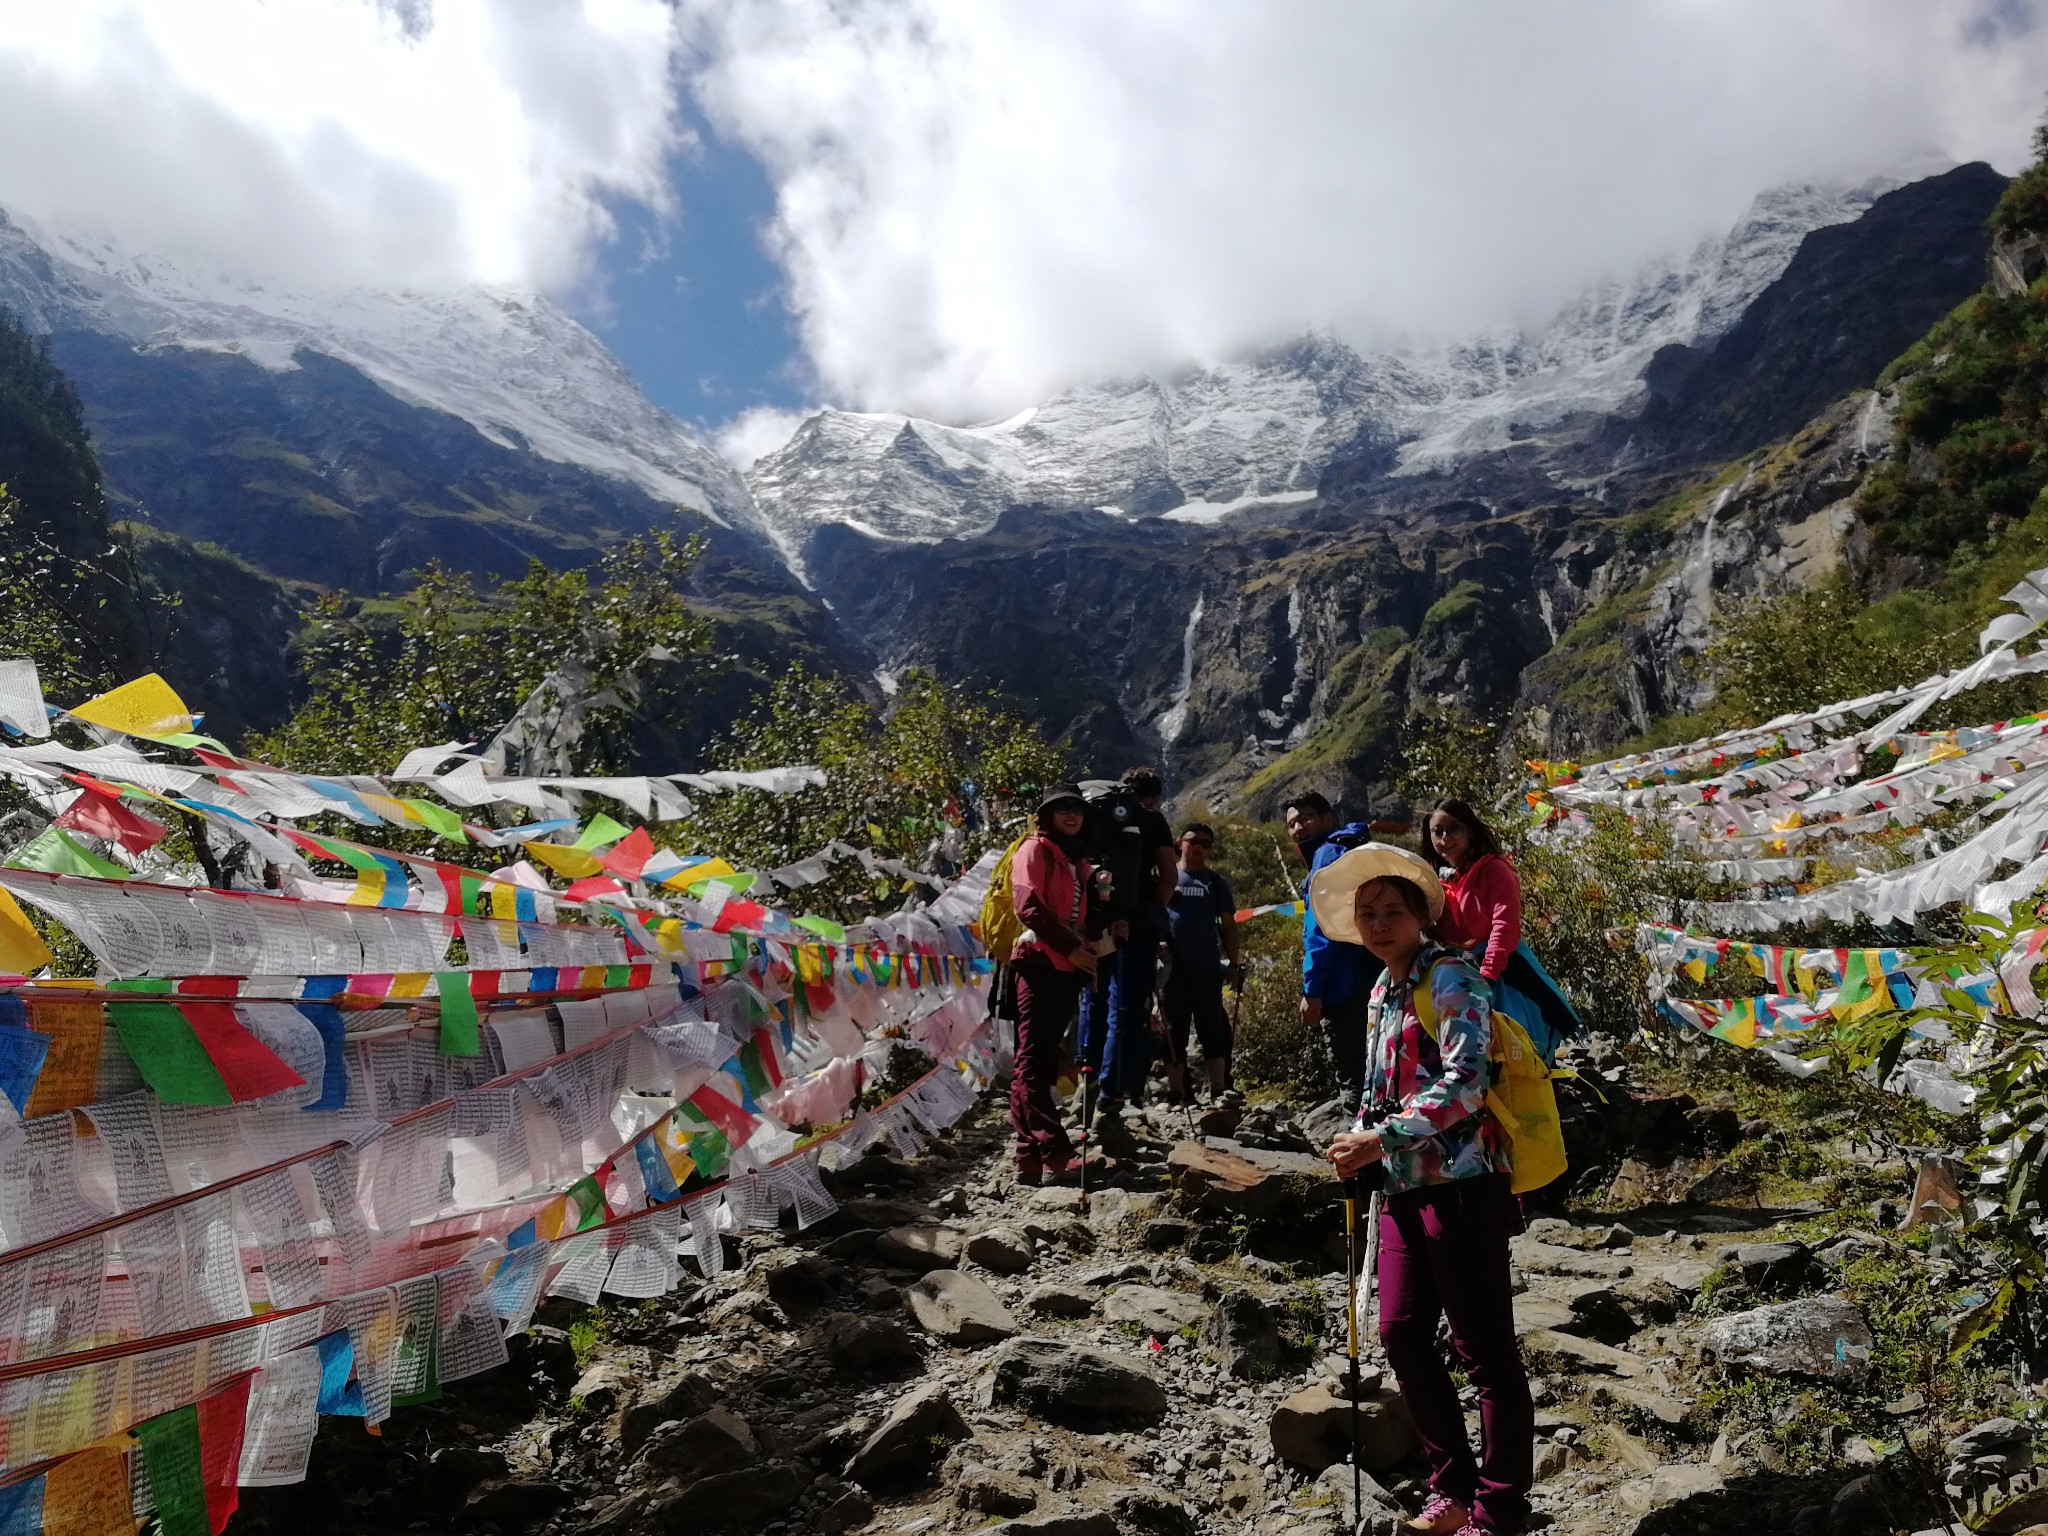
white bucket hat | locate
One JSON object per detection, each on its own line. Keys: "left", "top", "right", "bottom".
{"left": 1308, "top": 842, "right": 1445, "bottom": 943}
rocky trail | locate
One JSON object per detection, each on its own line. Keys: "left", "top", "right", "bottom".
{"left": 228, "top": 1050, "right": 2040, "bottom": 1536}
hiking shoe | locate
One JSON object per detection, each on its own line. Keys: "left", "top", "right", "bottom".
{"left": 1014, "top": 1159, "right": 1043, "bottom": 1187}
{"left": 1404, "top": 1495, "right": 1471, "bottom": 1533}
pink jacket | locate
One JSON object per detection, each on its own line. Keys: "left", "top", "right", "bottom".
{"left": 1436, "top": 852, "right": 1522, "bottom": 981}
{"left": 1010, "top": 834, "right": 1092, "bottom": 971}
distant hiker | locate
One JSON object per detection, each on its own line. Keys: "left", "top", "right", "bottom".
{"left": 1160, "top": 821, "right": 1243, "bottom": 1099}
{"left": 1315, "top": 843, "right": 1534, "bottom": 1536}
{"left": 1007, "top": 784, "right": 1102, "bottom": 1185}
{"left": 1078, "top": 766, "right": 1178, "bottom": 1131}
{"left": 1283, "top": 791, "right": 1383, "bottom": 1106}
{"left": 1426, "top": 797, "right": 1582, "bottom": 1067}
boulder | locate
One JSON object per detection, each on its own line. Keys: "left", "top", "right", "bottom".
{"left": 845, "top": 1381, "right": 971, "bottom": 1491}
{"left": 955, "top": 1464, "right": 1039, "bottom": 1516}
{"left": 1732, "top": 1241, "right": 1814, "bottom": 1294}
{"left": 993, "top": 1515, "right": 1118, "bottom": 1536}
{"left": 653, "top": 1462, "right": 803, "bottom": 1532}
{"left": 568, "top": 1359, "right": 635, "bottom": 1415}
{"left": 1520, "top": 1328, "right": 1647, "bottom": 1378}
{"left": 1567, "top": 1285, "right": 1642, "bottom": 1345}
{"left": 1025, "top": 1284, "right": 1099, "bottom": 1319}
{"left": 876, "top": 1224, "right": 965, "bottom": 1272}
{"left": 904, "top": 1270, "right": 1020, "bottom": 1345}
{"left": 641, "top": 1406, "right": 758, "bottom": 1481}
{"left": 1143, "top": 1218, "right": 1194, "bottom": 1251}
{"left": 1167, "top": 1138, "right": 1335, "bottom": 1219}
{"left": 815, "top": 1490, "right": 875, "bottom": 1536}
{"left": 1102, "top": 1284, "right": 1207, "bottom": 1337}
{"left": 1311, "top": 1461, "right": 1405, "bottom": 1532}
{"left": 1203, "top": 1290, "right": 1282, "bottom": 1378}
{"left": 1114, "top": 1487, "right": 1199, "bottom": 1536}
{"left": 423, "top": 1445, "right": 511, "bottom": 1506}
{"left": 1700, "top": 1297, "right": 1874, "bottom": 1384}
{"left": 764, "top": 1253, "right": 847, "bottom": 1311}
{"left": 1619, "top": 1463, "right": 1724, "bottom": 1516}
{"left": 1510, "top": 1237, "right": 1634, "bottom": 1280}
{"left": 820, "top": 1313, "right": 923, "bottom": 1372}
{"left": 620, "top": 1371, "right": 717, "bottom": 1454}
{"left": 463, "top": 1479, "right": 568, "bottom": 1531}
{"left": 966, "top": 1226, "right": 1036, "bottom": 1274}
{"left": 1268, "top": 1383, "right": 1418, "bottom": 1472}
{"left": 981, "top": 1337, "right": 1168, "bottom": 1424}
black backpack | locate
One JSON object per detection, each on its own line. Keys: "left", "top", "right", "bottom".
{"left": 1080, "top": 779, "right": 1149, "bottom": 916}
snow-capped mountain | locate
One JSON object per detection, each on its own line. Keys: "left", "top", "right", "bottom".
{"left": 0, "top": 210, "right": 756, "bottom": 530}
{"left": 745, "top": 176, "right": 1904, "bottom": 562}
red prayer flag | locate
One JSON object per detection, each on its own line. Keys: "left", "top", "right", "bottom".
{"left": 53, "top": 786, "right": 168, "bottom": 853}
{"left": 199, "top": 1374, "right": 253, "bottom": 1533}
{"left": 177, "top": 1002, "right": 306, "bottom": 1100}
{"left": 598, "top": 826, "right": 656, "bottom": 879}
{"left": 686, "top": 1081, "right": 754, "bottom": 1143}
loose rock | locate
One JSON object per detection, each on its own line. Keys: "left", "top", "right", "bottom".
{"left": 875, "top": 1224, "right": 965, "bottom": 1272}
{"left": 1700, "top": 1297, "right": 1874, "bottom": 1384}
{"left": 1102, "top": 1283, "right": 1207, "bottom": 1337}
{"left": 981, "top": 1337, "right": 1168, "bottom": 1424}
{"left": 1268, "top": 1383, "right": 1418, "bottom": 1472}
{"left": 904, "top": 1269, "right": 1021, "bottom": 1344}
{"left": 966, "top": 1226, "right": 1037, "bottom": 1274}
{"left": 845, "top": 1381, "right": 971, "bottom": 1491}
{"left": 1025, "top": 1284, "right": 1099, "bottom": 1319}
{"left": 652, "top": 1462, "right": 803, "bottom": 1532}
{"left": 1203, "top": 1290, "right": 1282, "bottom": 1378}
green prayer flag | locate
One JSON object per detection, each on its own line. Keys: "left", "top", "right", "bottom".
{"left": 7, "top": 827, "right": 126, "bottom": 878}
{"left": 134, "top": 1402, "right": 209, "bottom": 1536}
{"left": 108, "top": 1002, "right": 231, "bottom": 1106}
{"left": 795, "top": 915, "right": 847, "bottom": 942}
{"left": 573, "top": 813, "right": 632, "bottom": 852}
{"left": 435, "top": 972, "right": 480, "bottom": 1057}
{"left": 603, "top": 964, "right": 629, "bottom": 989}
{"left": 565, "top": 1174, "right": 607, "bottom": 1231}
{"left": 405, "top": 799, "right": 466, "bottom": 841}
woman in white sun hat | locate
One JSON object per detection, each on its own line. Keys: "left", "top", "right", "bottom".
{"left": 1313, "top": 841, "right": 1533, "bottom": 1536}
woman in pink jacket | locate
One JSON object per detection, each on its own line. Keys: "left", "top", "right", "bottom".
{"left": 1007, "top": 784, "right": 1099, "bottom": 1183}
{"left": 1425, "top": 798, "right": 1519, "bottom": 982}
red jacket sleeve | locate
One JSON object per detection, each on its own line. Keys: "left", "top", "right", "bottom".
{"left": 1469, "top": 856, "right": 1522, "bottom": 980}
{"left": 1012, "top": 838, "right": 1082, "bottom": 957}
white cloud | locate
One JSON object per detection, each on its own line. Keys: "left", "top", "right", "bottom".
{"left": 684, "top": 0, "right": 2048, "bottom": 422}
{"left": 714, "top": 403, "right": 808, "bottom": 468}
{"left": 0, "top": 0, "right": 684, "bottom": 291}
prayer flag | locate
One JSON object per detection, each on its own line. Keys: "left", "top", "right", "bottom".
{"left": 23, "top": 1000, "right": 101, "bottom": 1115}
{"left": 0, "top": 886, "right": 51, "bottom": 973}
{"left": 434, "top": 972, "right": 480, "bottom": 1057}
{"left": 598, "top": 827, "right": 655, "bottom": 879}
{"left": 53, "top": 787, "right": 168, "bottom": 853}
{"left": 573, "top": 814, "right": 632, "bottom": 852}
{"left": 106, "top": 1000, "right": 304, "bottom": 1105}
{"left": 0, "top": 1001, "right": 49, "bottom": 1113}
{"left": 67, "top": 673, "right": 193, "bottom": 740}
{"left": 6, "top": 827, "right": 126, "bottom": 877}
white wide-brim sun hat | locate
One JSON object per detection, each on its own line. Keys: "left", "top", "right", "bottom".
{"left": 1308, "top": 842, "right": 1445, "bottom": 943}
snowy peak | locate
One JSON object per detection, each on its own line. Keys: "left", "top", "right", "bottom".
{"left": 745, "top": 173, "right": 1908, "bottom": 555}
{"left": 0, "top": 210, "right": 757, "bottom": 531}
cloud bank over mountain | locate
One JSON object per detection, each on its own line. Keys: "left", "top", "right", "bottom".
{"left": 684, "top": 0, "right": 2048, "bottom": 421}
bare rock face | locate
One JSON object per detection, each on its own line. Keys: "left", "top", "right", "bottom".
{"left": 904, "top": 1269, "right": 1021, "bottom": 1345}
{"left": 981, "top": 1338, "right": 1168, "bottom": 1425}
{"left": 1700, "top": 1297, "right": 1874, "bottom": 1384}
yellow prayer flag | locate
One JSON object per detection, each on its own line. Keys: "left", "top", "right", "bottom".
{"left": 0, "top": 886, "right": 52, "bottom": 973}
{"left": 525, "top": 842, "right": 604, "bottom": 879}
{"left": 43, "top": 1444, "right": 132, "bottom": 1536}
{"left": 66, "top": 673, "right": 194, "bottom": 740}
{"left": 663, "top": 858, "right": 735, "bottom": 890}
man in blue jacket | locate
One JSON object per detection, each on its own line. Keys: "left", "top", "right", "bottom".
{"left": 1283, "top": 792, "right": 1383, "bottom": 1108}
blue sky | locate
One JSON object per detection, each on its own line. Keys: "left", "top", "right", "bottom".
{"left": 579, "top": 118, "right": 807, "bottom": 433}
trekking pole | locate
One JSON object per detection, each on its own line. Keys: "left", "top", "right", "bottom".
{"left": 1343, "top": 1179, "right": 1364, "bottom": 1530}
{"left": 1077, "top": 1064, "right": 1093, "bottom": 1214}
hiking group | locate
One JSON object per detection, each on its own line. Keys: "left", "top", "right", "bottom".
{"left": 984, "top": 781, "right": 1580, "bottom": 1536}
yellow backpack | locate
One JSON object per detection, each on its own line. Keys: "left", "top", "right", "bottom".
{"left": 977, "top": 834, "right": 1034, "bottom": 963}
{"left": 1413, "top": 959, "right": 1569, "bottom": 1196}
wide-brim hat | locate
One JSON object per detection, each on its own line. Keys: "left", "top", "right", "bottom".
{"left": 1035, "top": 782, "right": 1089, "bottom": 816}
{"left": 1308, "top": 842, "right": 1445, "bottom": 942}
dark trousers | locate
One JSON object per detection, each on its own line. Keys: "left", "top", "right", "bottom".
{"left": 1159, "top": 967, "right": 1231, "bottom": 1067}
{"left": 1078, "top": 940, "right": 1157, "bottom": 1103}
{"left": 1377, "top": 1173, "right": 1533, "bottom": 1534}
{"left": 1009, "top": 958, "right": 1081, "bottom": 1165}
{"left": 1321, "top": 987, "right": 1372, "bottom": 1111}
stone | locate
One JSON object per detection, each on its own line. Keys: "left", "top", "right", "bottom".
{"left": 1167, "top": 1139, "right": 1309, "bottom": 1219}
{"left": 966, "top": 1226, "right": 1036, "bottom": 1274}
{"left": 641, "top": 1406, "right": 758, "bottom": 1481}
{"left": 821, "top": 1228, "right": 880, "bottom": 1259}
{"left": 1682, "top": 1163, "right": 1758, "bottom": 1206}
{"left": 981, "top": 1337, "right": 1168, "bottom": 1424}
{"left": 1830, "top": 1474, "right": 1900, "bottom": 1534}
{"left": 1310, "top": 1462, "right": 1404, "bottom": 1530}
{"left": 1268, "top": 1384, "right": 1418, "bottom": 1472}
{"left": 1619, "top": 1462, "right": 1725, "bottom": 1514}
{"left": 1948, "top": 1417, "right": 2031, "bottom": 1463}
{"left": 993, "top": 1515, "right": 1118, "bottom": 1536}
{"left": 816, "top": 1490, "right": 875, "bottom": 1536}
{"left": 845, "top": 1381, "right": 971, "bottom": 1491}
{"left": 1204, "top": 1290, "right": 1283, "bottom": 1378}
{"left": 1590, "top": 1380, "right": 1691, "bottom": 1428}
{"left": 1025, "top": 1284, "right": 1099, "bottom": 1319}
{"left": 1733, "top": 1240, "right": 1815, "bottom": 1293}
{"left": 820, "top": 1313, "right": 923, "bottom": 1372}
{"left": 1535, "top": 1442, "right": 1573, "bottom": 1480}
{"left": 1102, "top": 1284, "right": 1207, "bottom": 1337}
{"left": 653, "top": 1462, "right": 803, "bottom": 1532}
{"left": 423, "top": 1445, "right": 511, "bottom": 1505}
{"left": 1700, "top": 1298, "right": 1874, "bottom": 1384}
{"left": 875, "top": 1224, "right": 964, "bottom": 1272}
{"left": 956, "top": 1465, "right": 1040, "bottom": 1516}
{"left": 765, "top": 1253, "right": 847, "bottom": 1311}
{"left": 463, "top": 1479, "right": 568, "bottom": 1531}
{"left": 1074, "top": 1261, "right": 1151, "bottom": 1286}
{"left": 1510, "top": 1237, "right": 1634, "bottom": 1279}
{"left": 1519, "top": 1328, "right": 1646, "bottom": 1378}
{"left": 1985, "top": 1494, "right": 2048, "bottom": 1535}
{"left": 569, "top": 1359, "right": 635, "bottom": 1415}
{"left": 1143, "top": 1218, "right": 1194, "bottom": 1251}
{"left": 621, "top": 1371, "right": 717, "bottom": 1454}
{"left": 511, "top": 1324, "right": 579, "bottom": 1391}
{"left": 904, "top": 1270, "right": 1020, "bottom": 1345}
{"left": 1566, "top": 1286, "right": 1640, "bottom": 1345}
{"left": 1614, "top": 1275, "right": 1685, "bottom": 1325}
